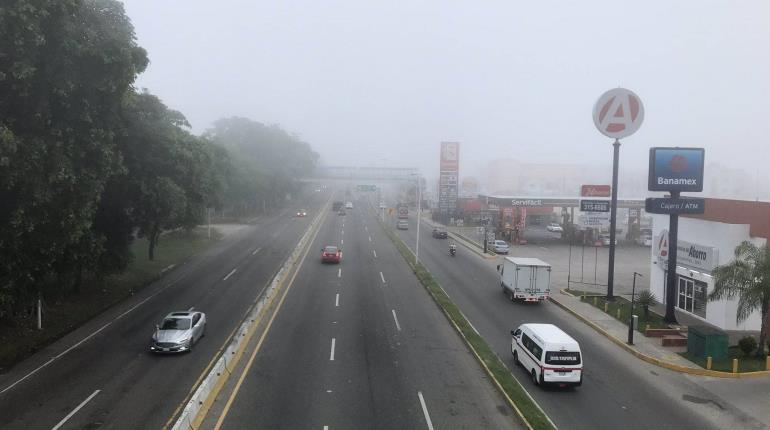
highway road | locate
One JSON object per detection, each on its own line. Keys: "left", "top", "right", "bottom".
{"left": 210, "top": 196, "right": 518, "bottom": 429}
{"left": 393, "top": 209, "right": 765, "bottom": 430}
{"left": 0, "top": 188, "right": 330, "bottom": 429}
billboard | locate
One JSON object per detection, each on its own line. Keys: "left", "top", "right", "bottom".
{"left": 648, "top": 147, "right": 705, "bottom": 192}
{"left": 580, "top": 185, "right": 611, "bottom": 197}
{"left": 439, "top": 142, "right": 459, "bottom": 214}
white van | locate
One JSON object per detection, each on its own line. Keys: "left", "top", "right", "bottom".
{"left": 511, "top": 323, "right": 582, "bottom": 388}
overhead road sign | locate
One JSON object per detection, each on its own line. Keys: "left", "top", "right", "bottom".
{"left": 581, "top": 199, "right": 611, "bottom": 212}
{"left": 648, "top": 147, "right": 705, "bottom": 192}
{"left": 645, "top": 197, "right": 705, "bottom": 215}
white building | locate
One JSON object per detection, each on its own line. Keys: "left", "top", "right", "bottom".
{"left": 649, "top": 199, "right": 770, "bottom": 331}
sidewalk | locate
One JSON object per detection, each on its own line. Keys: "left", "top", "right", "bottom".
{"left": 549, "top": 290, "right": 700, "bottom": 369}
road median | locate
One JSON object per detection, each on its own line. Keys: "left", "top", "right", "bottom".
{"left": 375, "top": 211, "right": 556, "bottom": 430}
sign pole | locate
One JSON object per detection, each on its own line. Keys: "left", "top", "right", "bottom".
{"left": 664, "top": 191, "right": 680, "bottom": 324}
{"left": 606, "top": 139, "right": 620, "bottom": 300}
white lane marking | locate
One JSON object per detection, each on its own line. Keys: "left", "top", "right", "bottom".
{"left": 338, "top": 268, "right": 342, "bottom": 278}
{"left": 223, "top": 268, "right": 237, "bottom": 281}
{"left": 324, "top": 426, "right": 329, "bottom": 430}
{"left": 330, "top": 338, "right": 336, "bottom": 361}
{"left": 392, "top": 310, "right": 401, "bottom": 331}
{"left": 341, "top": 229, "right": 344, "bottom": 235}
{"left": 0, "top": 321, "right": 110, "bottom": 395}
{"left": 341, "top": 239, "right": 344, "bottom": 245}
{"left": 372, "top": 250, "right": 377, "bottom": 258}
{"left": 368, "top": 236, "right": 372, "bottom": 242}
{"left": 380, "top": 272, "right": 386, "bottom": 284}
{"left": 252, "top": 247, "right": 262, "bottom": 255}
{"left": 459, "top": 310, "right": 479, "bottom": 335}
{"left": 52, "top": 389, "right": 101, "bottom": 430}
{"left": 335, "top": 293, "right": 340, "bottom": 307}
{"left": 365, "top": 226, "right": 368, "bottom": 231}
{"left": 418, "top": 391, "right": 435, "bottom": 430}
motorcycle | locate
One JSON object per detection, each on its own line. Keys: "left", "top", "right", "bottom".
{"left": 449, "top": 245, "right": 457, "bottom": 257}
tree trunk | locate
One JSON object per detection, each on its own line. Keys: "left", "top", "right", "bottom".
{"left": 148, "top": 225, "right": 160, "bottom": 261}
{"left": 758, "top": 298, "right": 769, "bottom": 358}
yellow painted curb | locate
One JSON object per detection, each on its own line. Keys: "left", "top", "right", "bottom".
{"left": 549, "top": 292, "right": 770, "bottom": 379}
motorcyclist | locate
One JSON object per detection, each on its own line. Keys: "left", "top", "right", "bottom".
{"left": 449, "top": 243, "right": 457, "bottom": 255}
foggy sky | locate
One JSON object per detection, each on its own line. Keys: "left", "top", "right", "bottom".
{"left": 124, "top": 1, "right": 770, "bottom": 188}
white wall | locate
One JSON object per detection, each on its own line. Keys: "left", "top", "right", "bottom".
{"left": 650, "top": 216, "right": 766, "bottom": 331}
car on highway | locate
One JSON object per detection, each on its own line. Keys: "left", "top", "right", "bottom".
{"left": 345, "top": 201, "right": 354, "bottom": 209}
{"left": 492, "top": 240, "right": 510, "bottom": 254}
{"left": 511, "top": 323, "right": 582, "bottom": 388}
{"left": 379, "top": 202, "right": 386, "bottom": 209}
{"left": 150, "top": 311, "right": 206, "bottom": 353}
{"left": 546, "top": 222, "right": 563, "bottom": 233}
{"left": 296, "top": 210, "right": 307, "bottom": 217}
{"left": 431, "top": 228, "right": 448, "bottom": 239}
{"left": 396, "top": 220, "right": 409, "bottom": 230}
{"left": 321, "top": 245, "right": 342, "bottom": 263}
{"left": 338, "top": 209, "right": 346, "bottom": 216}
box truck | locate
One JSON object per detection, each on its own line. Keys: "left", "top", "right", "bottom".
{"left": 497, "top": 257, "right": 551, "bottom": 302}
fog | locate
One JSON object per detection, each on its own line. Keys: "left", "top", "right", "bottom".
{"left": 124, "top": 1, "right": 770, "bottom": 197}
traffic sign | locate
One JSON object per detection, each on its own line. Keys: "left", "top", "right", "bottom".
{"left": 580, "top": 199, "right": 610, "bottom": 212}
{"left": 593, "top": 88, "right": 644, "bottom": 139}
{"left": 645, "top": 197, "right": 705, "bottom": 214}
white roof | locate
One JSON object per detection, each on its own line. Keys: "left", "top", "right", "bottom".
{"left": 522, "top": 323, "right": 577, "bottom": 345}
{"left": 505, "top": 257, "right": 550, "bottom": 267}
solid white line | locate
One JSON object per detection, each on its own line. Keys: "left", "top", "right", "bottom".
{"left": 380, "top": 272, "right": 386, "bottom": 284}
{"left": 335, "top": 293, "right": 340, "bottom": 307}
{"left": 372, "top": 250, "right": 377, "bottom": 258}
{"left": 223, "top": 268, "right": 237, "bottom": 281}
{"left": 52, "top": 389, "right": 101, "bottom": 430}
{"left": 252, "top": 247, "right": 261, "bottom": 255}
{"left": 418, "top": 391, "right": 435, "bottom": 430}
{"left": 338, "top": 268, "right": 342, "bottom": 278}
{"left": 330, "top": 338, "right": 336, "bottom": 361}
{"left": 392, "top": 310, "right": 401, "bottom": 331}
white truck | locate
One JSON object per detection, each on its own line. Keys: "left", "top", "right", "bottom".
{"left": 497, "top": 257, "right": 551, "bottom": 302}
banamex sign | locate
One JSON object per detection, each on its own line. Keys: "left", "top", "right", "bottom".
{"left": 593, "top": 88, "right": 644, "bottom": 139}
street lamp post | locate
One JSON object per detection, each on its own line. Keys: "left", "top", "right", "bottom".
{"left": 627, "top": 271, "right": 643, "bottom": 345}
{"left": 415, "top": 175, "right": 422, "bottom": 264}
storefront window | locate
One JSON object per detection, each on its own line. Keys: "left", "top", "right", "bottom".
{"left": 677, "top": 276, "right": 708, "bottom": 318}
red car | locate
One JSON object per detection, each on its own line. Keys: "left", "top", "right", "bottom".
{"left": 321, "top": 245, "right": 342, "bottom": 263}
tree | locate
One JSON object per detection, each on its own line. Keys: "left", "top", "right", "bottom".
{"left": 0, "top": 0, "right": 147, "bottom": 309}
{"left": 709, "top": 241, "right": 770, "bottom": 358}
{"left": 636, "top": 290, "right": 657, "bottom": 321}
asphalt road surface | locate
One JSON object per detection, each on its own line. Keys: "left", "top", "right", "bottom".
{"left": 393, "top": 208, "right": 764, "bottom": 430}
{"left": 212, "top": 196, "right": 518, "bottom": 429}
{"left": 0, "top": 189, "right": 330, "bottom": 429}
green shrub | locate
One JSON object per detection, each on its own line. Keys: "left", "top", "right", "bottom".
{"left": 738, "top": 336, "right": 757, "bottom": 356}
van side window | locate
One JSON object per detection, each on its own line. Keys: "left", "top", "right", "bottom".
{"left": 522, "top": 334, "right": 543, "bottom": 361}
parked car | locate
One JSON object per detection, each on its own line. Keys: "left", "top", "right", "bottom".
{"left": 396, "top": 220, "right": 409, "bottom": 230}
{"left": 321, "top": 245, "right": 342, "bottom": 263}
{"left": 150, "top": 311, "right": 206, "bottom": 353}
{"left": 546, "top": 223, "right": 563, "bottom": 233}
{"left": 432, "top": 228, "right": 448, "bottom": 239}
{"left": 493, "top": 240, "right": 510, "bottom": 254}
{"left": 511, "top": 323, "right": 582, "bottom": 388}
{"left": 599, "top": 234, "right": 617, "bottom": 246}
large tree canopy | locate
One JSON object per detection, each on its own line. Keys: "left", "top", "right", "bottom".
{"left": 0, "top": 0, "right": 148, "bottom": 305}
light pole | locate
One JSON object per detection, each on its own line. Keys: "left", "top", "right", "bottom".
{"left": 412, "top": 174, "right": 422, "bottom": 264}
{"left": 627, "top": 271, "right": 643, "bottom": 345}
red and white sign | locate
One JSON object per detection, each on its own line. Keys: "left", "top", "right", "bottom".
{"left": 656, "top": 229, "right": 669, "bottom": 267}
{"left": 581, "top": 184, "right": 611, "bottom": 197}
{"left": 593, "top": 88, "right": 644, "bottom": 139}
{"left": 440, "top": 142, "right": 460, "bottom": 171}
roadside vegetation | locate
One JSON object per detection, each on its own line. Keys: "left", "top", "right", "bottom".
{"left": 567, "top": 289, "right": 669, "bottom": 331}
{"left": 0, "top": 0, "right": 317, "bottom": 368}
{"left": 377, "top": 209, "right": 555, "bottom": 430}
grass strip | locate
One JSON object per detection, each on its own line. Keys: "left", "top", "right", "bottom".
{"left": 377, "top": 216, "right": 555, "bottom": 430}
{"left": 567, "top": 289, "right": 669, "bottom": 331}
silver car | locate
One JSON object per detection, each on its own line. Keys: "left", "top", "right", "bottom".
{"left": 150, "top": 311, "right": 206, "bottom": 353}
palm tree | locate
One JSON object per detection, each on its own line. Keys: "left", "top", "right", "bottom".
{"left": 709, "top": 241, "right": 770, "bottom": 358}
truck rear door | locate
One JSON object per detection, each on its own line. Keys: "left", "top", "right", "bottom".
{"left": 516, "top": 265, "right": 532, "bottom": 293}
{"left": 532, "top": 266, "right": 551, "bottom": 297}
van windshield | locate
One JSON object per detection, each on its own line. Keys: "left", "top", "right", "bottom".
{"left": 545, "top": 351, "right": 581, "bottom": 365}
